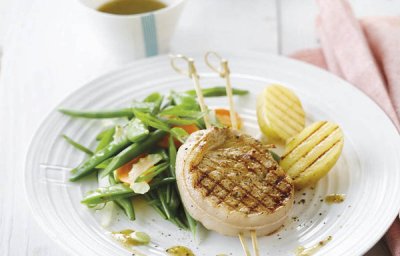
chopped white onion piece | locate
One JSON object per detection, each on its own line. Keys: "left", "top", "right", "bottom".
{"left": 127, "top": 153, "right": 163, "bottom": 194}
{"left": 130, "top": 181, "right": 150, "bottom": 194}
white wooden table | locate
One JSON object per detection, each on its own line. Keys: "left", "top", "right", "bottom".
{"left": 1, "top": 0, "right": 398, "bottom": 255}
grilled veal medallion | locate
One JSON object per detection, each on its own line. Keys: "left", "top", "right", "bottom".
{"left": 176, "top": 127, "right": 294, "bottom": 236}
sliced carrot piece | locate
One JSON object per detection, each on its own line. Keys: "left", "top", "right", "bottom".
{"left": 158, "top": 124, "right": 200, "bottom": 148}
{"left": 115, "top": 154, "right": 146, "bottom": 183}
{"left": 215, "top": 108, "right": 242, "bottom": 129}
{"left": 179, "top": 124, "right": 199, "bottom": 134}
{"left": 158, "top": 137, "right": 169, "bottom": 149}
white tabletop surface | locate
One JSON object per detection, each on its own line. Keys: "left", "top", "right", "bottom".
{"left": 1, "top": 0, "right": 399, "bottom": 255}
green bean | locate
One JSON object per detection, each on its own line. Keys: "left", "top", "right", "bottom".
{"left": 165, "top": 183, "right": 172, "bottom": 205}
{"left": 125, "top": 118, "right": 149, "bottom": 142}
{"left": 164, "top": 118, "right": 201, "bottom": 127}
{"left": 150, "top": 181, "right": 175, "bottom": 222}
{"left": 166, "top": 136, "right": 177, "bottom": 204}
{"left": 185, "top": 86, "right": 249, "bottom": 97}
{"left": 144, "top": 92, "right": 162, "bottom": 103}
{"left": 144, "top": 194, "right": 168, "bottom": 220}
{"left": 109, "top": 175, "right": 135, "bottom": 220}
{"left": 171, "top": 217, "right": 188, "bottom": 230}
{"left": 81, "top": 183, "right": 134, "bottom": 205}
{"left": 170, "top": 127, "right": 189, "bottom": 143}
{"left": 59, "top": 108, "right": 133, "bottom": 119}
{"left": 115, "top": 196, "right": 135, "bottom": 220}
{"left": 145, "top": 198, "right": 160, "bottom": 207}
{"left": 160, "top": 106, "right": 204, "bottom": 119}
{"left": 135, "top": 162, "right": 169, "bottom": 183}
{"left": 184, "top": 207, "right": 197, "bottom": 236}
{"left": 70, "top": 138, "right": 131, "bottom": 181}
{"left": 131, "top": 101, "right": 157, "bottom": 114}
{"left": 143, "top": 92, "right": 164, "bottom": 114}
{"left": 143, "top": 179, "right": 188, "bottom": 230}
{"left": 102, "top": 130, "right": 167, "bottom": 177}
{"left": 162, "top": 185, "right": 179, "bottom": 221}
{"left": 81, "top": 177, "right": 176, "bottom": 205}
{"left": 154, "top": 148, "right": 169, "bottom": 161}
{"left": 160, "top": 95, "right": 173, "bottom": 111}
{"left": 62, "top": 134, "right": 94, "bottom": 155}
{"left": 196, "top": 118, "right": 206, "bottom": 130}
{"left": 157, "top": 189, "right": 171, "bottom": 219}
{"left": 95, "top": 128, "right": 115, "bottom": 152}
{"left": 159, "top": 185, "right": 186, "bottom": 229}
{"left": 96, "top": 159, "right": 112, "bottom": 170}
{"left": 168, "top": 136, "right": 177, "bottom": 178}
{"left": 96, "top": 128, "right": 112, "bottom": 141}
{"left": 168, "top": 186, "right": 190, "bottom": 230}
{"left": 169, "top": 187, "right": 181, "bottom": 213}
{"left": 153, "top": 205, "right": 168, "bottom": 220}
{"left": 149, "top": 177, "right": 176, "bottom": 190}
{"left": 133, "top": 110, "right": 170, "bottom": 131}
{"left": 169, "top": 91, "right": 200, "bottom": 110}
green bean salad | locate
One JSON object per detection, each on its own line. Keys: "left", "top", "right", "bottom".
{"left": 60, "top": 87, "right": 248, "bottom": 235}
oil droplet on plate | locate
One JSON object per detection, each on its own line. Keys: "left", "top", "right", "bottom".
{"left": 295, "top": 236, "right": 332, "bottom": 256}
{"left": 325, "top": 194, "right": 345, "bottom": 204}
{"left": 166, "top": 245, "right": 195, "bottom": 256}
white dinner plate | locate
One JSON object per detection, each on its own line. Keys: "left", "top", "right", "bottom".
{"left": 25, "top": 53, "right": 400, "bottom": 256}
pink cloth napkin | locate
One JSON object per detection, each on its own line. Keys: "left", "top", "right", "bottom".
{"left": 290, "top": 0, "right": 400, "bottom": 255}
{"left": 291, "top": 0, "right": 400, "bottom": 129}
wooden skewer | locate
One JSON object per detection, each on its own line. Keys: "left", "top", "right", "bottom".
{"left": 170, "top": 54, "right": 211, "bottom": 129}
{"left": 238, "top": 233, "right": 251, "bottom": 256}
{"left": 204, "top": 51, "right": 238, "bottom": 130}
{"left": 221, "top": 60, "right": 238, "bottom": 130}
{"left": 251, "top": 230, "right": 260, "bottom": 256}
{"left": 190, "top": 66, "right": 211, "bottom": 129}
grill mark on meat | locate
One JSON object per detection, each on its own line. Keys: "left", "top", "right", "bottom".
{"left": 236, "top": 167, "right": 289, "bottom": 207}
{"left": 259, "top": 174, "right": 292, "bottom": 207}
{"left": 190, "top": 134, "right": 293, "bottom": 214}
{"left": 267, "top": 184, "right": 292, "bottom": 207}
{"left": 201, "top": 174, "right": 247, "bottom": 210}
{"left": 197, "top": 162, "right": 273, "bottom": 211}
{"left": 195, "top": 173, "right": 207, "bottom": 187}
{"left": 237, "top": 158, "right": 292, "bottom": 209}
{"left": 245, "top": 167, "right": 285, "bottom": 206}
{"left": 247, "top": 144, "right": 293, "bottom": 205}
{"left": 274, "top": 176, "right": 284, "bottom": 186}
{"left": 196, "top": 164, "right": 274, "bottom": 212}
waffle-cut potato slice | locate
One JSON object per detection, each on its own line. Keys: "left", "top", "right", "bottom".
{"left": 280, "top": 121, "right": 344, "bottom": 190}
{"left": 257, "top": 84, "right": 305, "bottom": 142}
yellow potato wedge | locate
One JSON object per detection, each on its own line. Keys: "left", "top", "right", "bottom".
{"left": 280, "top": 121, "right": 344, "bottom": 189}
{"left": 257, "top": 84, "right": 305, "bottom": 142}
